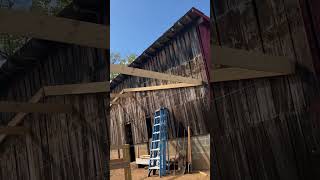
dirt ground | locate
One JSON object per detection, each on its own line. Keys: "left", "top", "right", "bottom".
{"left": 110, "top": 163, "right": 210, "bottom": 180}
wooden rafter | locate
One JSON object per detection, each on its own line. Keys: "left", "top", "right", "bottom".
{"left": 0, "top": 9, "right": 108, "bottom": 49}
{"left": 111, "top": 64, "right": 203, "bottom": 85}
{"left": 211, "top": 46, "right": 295, "bottom": 82}
{"left": 0, "top": 102, "right": 73, "bottom": 113}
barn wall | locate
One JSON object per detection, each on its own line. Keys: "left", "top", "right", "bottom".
{"left": 0, "top": 44, "right": 108, "bottom": 180}
{"left": 210, "top": 0, "right": 320, "bottom": 179}
{"left": 110, "top": 24, "right": 210, "bottom": 145}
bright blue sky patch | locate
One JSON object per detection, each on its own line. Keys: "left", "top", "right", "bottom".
{"left": 111, "top": 0, "right": 209, "bottom": 57}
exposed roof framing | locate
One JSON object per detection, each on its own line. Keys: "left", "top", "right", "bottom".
{"left": 0, "top": 9, "right": 108, "bottom": 49}
{"left": 211, "top": 46, "right": 295, "bottom": 82}
{"left": 111, "top": 64, "right": 203, "bottom": 85}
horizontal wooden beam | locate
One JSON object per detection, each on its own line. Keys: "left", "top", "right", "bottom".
{"left": 111, "top": 64, "right": 203, "bottom": 85}
{"left": 123, "top": 83, "right": 201, "bottom": 93}
{"left": 110, "top": 83, "right": 202, "bottom": 106}
{"left": 211, "top": 68, "right": 285, "bottom": 82}
{"left": 0, "top": 102, "right": 73, "bottom": 113}
{"left": 0, "top": 81, "right": 109, "bottom": 144}
{"left": 0, "top": 89, "right": 45, "bottom": 143}
{"left": 0, "top": 127, "right": 30, "bottom": 135}
{"left": 212, "top": 46, "right": 295, "bottom": 74}
{"left": 0, "top": 9, "right": 108, "bottom": 49}
{"left": 44, "top": 82, "right": 109, "bottom": 96}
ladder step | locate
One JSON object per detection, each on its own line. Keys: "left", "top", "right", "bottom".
{"left": 150, "top": 157, "right": 160, "bottom": 160}
{"left": 149, "top": 108, "right": 169, "bottom": 177}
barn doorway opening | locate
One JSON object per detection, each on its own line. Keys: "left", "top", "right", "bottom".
{"left": 146, "top": 116, "right": 152, "bottom": 139}
{"left": 125, "top": 123, "right": 135, "bottom": 162}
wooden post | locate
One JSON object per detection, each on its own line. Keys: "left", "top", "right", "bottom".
{"left": 123, "top": 144, "right": 132, "bottom": 180}
{"left": 187, "top": 126, "right": 192, "bottom": 173}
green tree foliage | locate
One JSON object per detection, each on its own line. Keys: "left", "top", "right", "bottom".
{"left": 110, "top": 52, "right": 137, "bottom": 80}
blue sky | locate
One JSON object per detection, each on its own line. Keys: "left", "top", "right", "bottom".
{"left": 111, "top": 0, "right": 210, "bottom": 57}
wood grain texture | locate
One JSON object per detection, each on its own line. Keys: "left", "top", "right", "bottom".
{"left": 0, "top": 35, "right": 109, "bottom": 180}
{"left": 213, "top": 45, "right": 295, "bottom": 74}
{"left": 123, "top": 83, "right": 202, "bottom": 92}
{"left": 110, "top": 25, "right": 210, "bottom": 146}
{"left": 210, "top": 0, "right": 320, "bottom": 179}
{"left": 0, "top": 127, "right": 30, "bottom": 135}
{"left": 0, "top": 102, "right": 73, "bottom": 113}
{"left": 0, "top": 9, "right": 108, "bottom": 49}
{"left": 111, "top": 64, "right": 203, "bottom": 84}
{"left": 44, "top": 81, "right": 109, "bottom": 96}
{"left": 212, "top": 67, "right": 284, "bottom": 82}
{"left": 110, "top": 93, "right": 132, "bottom": 98}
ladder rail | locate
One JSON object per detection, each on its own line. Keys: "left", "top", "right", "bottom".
{"left": 148, "top": 107, "right": 169, "bottom": 177}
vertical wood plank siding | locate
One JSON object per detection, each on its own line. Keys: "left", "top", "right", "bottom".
{"left": 210, "top": 0, "right": 320, "bottom": 179}
{"left": 0, "top": 45, "right": 108, "bottom": 180}
{"left": 110, "top": 25, "right": 210, "bottom": 146}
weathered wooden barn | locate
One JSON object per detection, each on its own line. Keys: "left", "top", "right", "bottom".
{"left": 0, "top": 1, "right": 109, "bottom": 180}
{"left": 210, "top": 0, "right": 320, "bottom": 179}
{"left": 110, "top": 8, "right": 211, "bottom": 170}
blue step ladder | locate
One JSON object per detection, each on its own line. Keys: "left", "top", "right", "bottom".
{"left": 148, "top": 107, "right": 170, "bottom": 177}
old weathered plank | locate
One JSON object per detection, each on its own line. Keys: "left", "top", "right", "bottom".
{"left": 110, "top": 23, "right": 210, "bottom": 145}
{"left": 211, "top": 0, "right": 320, "bottom": 179}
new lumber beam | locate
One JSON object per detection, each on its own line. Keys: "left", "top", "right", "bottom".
{"left": 0, "top": 127, "right": 30, "bottom": 135}
{"left": 110, "top": 64, "right": 203, "bottom": 85}
{"left": 110, "top": 90, "right": 125, "bottom": 106}
{"left": 211, "top": 68, "right": 285, "bottom": 82}
{"left": 44, "top": 82, "right": 109, "bottom": 96}
{"left": 212, "top": 46, "right": 295, "bottom": 74}
{"left": 0, "top": 9, "right": 108, "bottom": 49}
{"left": 110, "top": 83, "right": 202, "bottom": 106}
{"left": 0, "top": 102, "right": 73, "bottom": 113}
{"left": 123, "top": 83, "right": 201, "bottom": 92}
